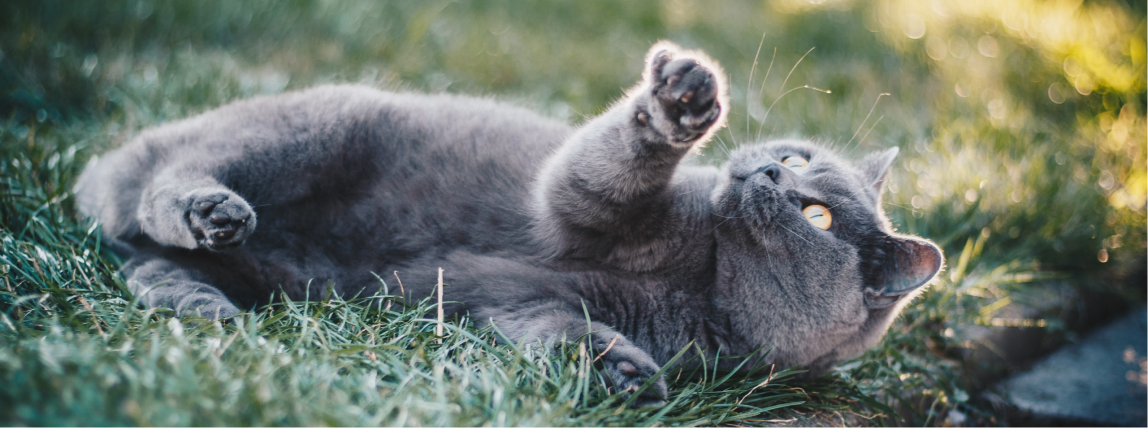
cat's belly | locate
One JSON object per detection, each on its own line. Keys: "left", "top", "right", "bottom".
{"left": 235, "top": 174, "right": 544, "bottom": 300}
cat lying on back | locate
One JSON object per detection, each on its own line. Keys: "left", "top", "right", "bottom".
{"left": 76, "top": 42, "right": 942, "bottom": 404}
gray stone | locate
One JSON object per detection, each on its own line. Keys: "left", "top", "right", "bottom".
{"left": 999, "top": 308, "right": 1147, "bottom": 426}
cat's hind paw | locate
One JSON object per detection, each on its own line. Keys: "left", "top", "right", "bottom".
{"left": 181, "top": 299, "right": 242, "bottom": 320}
{"left": 639, "top": 43, "right": 726, "bottom": 145}
{"left": 185, "top": 189, "right": 256, "bottom": 250}
{"left": 598, "top": 344, "right": 668, "bottom": 407}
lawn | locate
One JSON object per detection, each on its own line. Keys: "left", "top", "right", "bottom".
{"left": 1, "top": 0, "right": 1144, "bottom": 425}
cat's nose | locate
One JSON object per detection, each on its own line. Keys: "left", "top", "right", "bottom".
{"left": 754, "top": 162, "right": 789, "bottom": 185}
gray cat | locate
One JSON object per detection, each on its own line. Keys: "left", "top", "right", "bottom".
{"left": 76, "top": 42, "right": 942, "bottom": 404}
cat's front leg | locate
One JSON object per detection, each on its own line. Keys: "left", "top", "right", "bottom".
{"left": 535, "top": 42, "right": 727, "bottom": 264}
{"left": 138, "top": 171, "right": 257, "bottom": 250}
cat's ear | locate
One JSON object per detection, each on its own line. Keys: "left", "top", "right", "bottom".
{"left": 860, "top": 147, "right": 899, "bottom": 196}
{"left": 864, "top": 235, "right": 943, "bottom": 308}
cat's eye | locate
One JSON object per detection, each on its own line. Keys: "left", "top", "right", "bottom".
{"left": 802, "top": 205, "right": 832, "bottom": 230}
{"left": 781, "top": 156, "right": 809, "bottom": 169}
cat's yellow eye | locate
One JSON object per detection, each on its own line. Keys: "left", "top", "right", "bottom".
{"left": 781, "top": 156, "right": 809, "bottom": 169}
{"left": 802, "top": 205, "right": 832, "bottom": 230}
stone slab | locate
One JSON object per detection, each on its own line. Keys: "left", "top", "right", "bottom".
{"left": 1000, "top": 308, "right": 1147, "bottom": 426}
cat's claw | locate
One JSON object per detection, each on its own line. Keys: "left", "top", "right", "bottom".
{"left": 643, "top": 49, "right": 722, "bottom": 144}
{"left": 185, "top": 189, "right": 256, "bottom": 250}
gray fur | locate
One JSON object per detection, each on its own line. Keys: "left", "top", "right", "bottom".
{"left": 75, "top": 42, "right": 942, "bottom": 404}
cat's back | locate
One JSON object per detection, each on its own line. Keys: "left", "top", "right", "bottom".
{"left": 80, "top": 85, "right": 571, "bottom": 185}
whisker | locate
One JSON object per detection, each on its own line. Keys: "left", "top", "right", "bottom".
{"left": 756, "top": 85, "right": 831, "bottom": 141}
{"left": 712, "top": 212, "right": 750, "bottom": 219}
{"left": 763, "top": 246, "right": 776, "bottom": 274}
{"left": 757, "top": 47, "right": 777, "bottom": 107}
{"left": 714, "top": 134, "right": 733, "bottom": 158}
{"left": 842, "top": 93, "right": 889, "bottom": 154}
{"left": 724, "top": 127, "right": 739, "bottom": 151}
{"left": 848, "top": 115, "right": 884, "bottom": 157}
{"left": 710, "top": 203, "right": 753, "bottom": 233}
{"left": 746, "top": 33, "right": 767, "bottom": 139}
{"left": 758, "top": 47, "right": 823, "bottom": 139}
{"left": 882, "top": 202, "right": 916, "bottom": 210}
{"left": 779, "top": 47, "right": 815, "bottom": 93}
{"left": 752, "top": 45, "right": 822, "bottom": 140}
{"left": 775, "top": 222, "right": 813, "bottom": 246}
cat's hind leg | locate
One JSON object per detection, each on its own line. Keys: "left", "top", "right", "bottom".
{"left": 587, "top": 326, "right": 669, "bottom": 406}
{"left": 137, "top": 171, "right": 256, "bottom": 251}
{"left": 483, "top": 307, "right": 668, "bottom": 406}
{"left": 122, "top": 256, "right": 242, "bottom": 319}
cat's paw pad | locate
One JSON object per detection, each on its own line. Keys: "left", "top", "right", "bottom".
{"left": 641, "top": 46, "right": 723, "bottom": 144}
{"left": 601, "top": 352, "right": 668, "bottom": 407}
{"left": 185, "top": 189, "right": 256, "bottom": 250}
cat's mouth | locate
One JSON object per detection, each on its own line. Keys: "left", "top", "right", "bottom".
{"left": 744, "top": 172, "right": 803, "bottom": 217}
{"left": 715, "top": 174, "right": 778, "bottom": 229}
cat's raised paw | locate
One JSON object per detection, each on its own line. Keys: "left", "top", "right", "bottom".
{"left": 641, "top": 47, "right": 723, "bottom": 144}
{"left": 185, "top": 189, "right": 256, "bottom": 250}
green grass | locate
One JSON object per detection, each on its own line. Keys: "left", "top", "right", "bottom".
{"left": 2, "top": 0, "right": 1145, "bottom": 425}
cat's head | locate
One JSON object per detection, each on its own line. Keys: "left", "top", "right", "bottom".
{"left": 709, "top": 139, "right": 942, "bottom": 375}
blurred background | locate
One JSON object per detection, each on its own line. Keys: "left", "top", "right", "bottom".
{"left": 1, "top": 0, "right": 1144, "bottom": 425}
